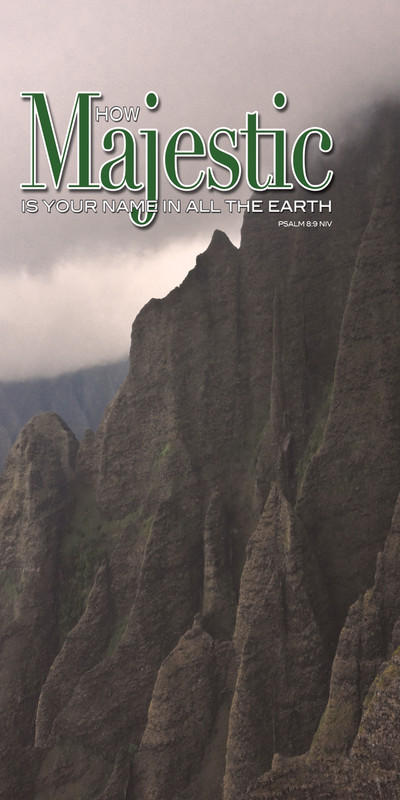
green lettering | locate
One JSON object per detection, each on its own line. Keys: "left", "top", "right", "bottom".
{"left": 240, "top": 112, "right": 293, "bottom": 191}
{"left": 130, "top": 128, "right": 158, "bottom": 228}
{"left": 20, "top": 92, "right": 101, "bottom": 190}
{"left": 100, "top": 128, "right": 143, "bottom": 191}
{"left": 292, "top": 128, "right": 333, "bottom": 191}
{"left": 207, "top": 128, "right": 241, "bottom": 190}
{"left": 164, "top": 128, "right": 206, "bottom": 191}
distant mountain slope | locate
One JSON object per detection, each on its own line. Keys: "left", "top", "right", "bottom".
{"left": 0, "top": 359, "right": 128, "bottom": 470}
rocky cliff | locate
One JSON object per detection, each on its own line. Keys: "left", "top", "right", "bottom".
{"left": 1, "top": 103, "right": 400, "bottom": 799}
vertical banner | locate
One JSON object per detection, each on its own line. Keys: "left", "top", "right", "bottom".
{"left": 1, "top": 3, "right": 400, "bottom": 799}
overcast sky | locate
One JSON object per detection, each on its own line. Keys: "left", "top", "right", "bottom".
{"left": 2, "top": 0, "right": 400, "bottom": 380}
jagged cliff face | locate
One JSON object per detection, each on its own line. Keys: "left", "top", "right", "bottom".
{"left": 1, "top": 104, "right": 400, "bottom": 799}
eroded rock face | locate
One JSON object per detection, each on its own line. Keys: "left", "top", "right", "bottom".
{"left": 130, "top": 617, "right": 217, "bottom": 800}
{"left": 297, "top": 110, "right": 400, "bottom": 629}
{"left": 0, "top": 413, "right": 78, "bottom": 798}
{"left": 1, "top": 104, "right": 400, "bottom": 800}
{"left": 201, "top": 492, "right": 236, "bottom": 641}
{"left": 34, "top": 561, "right": 113, "bottom": 748}
{"left": 224, "top": 486, "right": 329, "bottom": 800}
{"left": 248, "top": 483, "right": 400, "bottom": 799}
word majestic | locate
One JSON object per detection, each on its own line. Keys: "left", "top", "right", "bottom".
{"left": 20, "top": 91, "right": 334, "bottom": 228}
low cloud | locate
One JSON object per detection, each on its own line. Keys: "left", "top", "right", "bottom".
{"left": 0, "top": 237, "right": 211, "bottom": 380}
